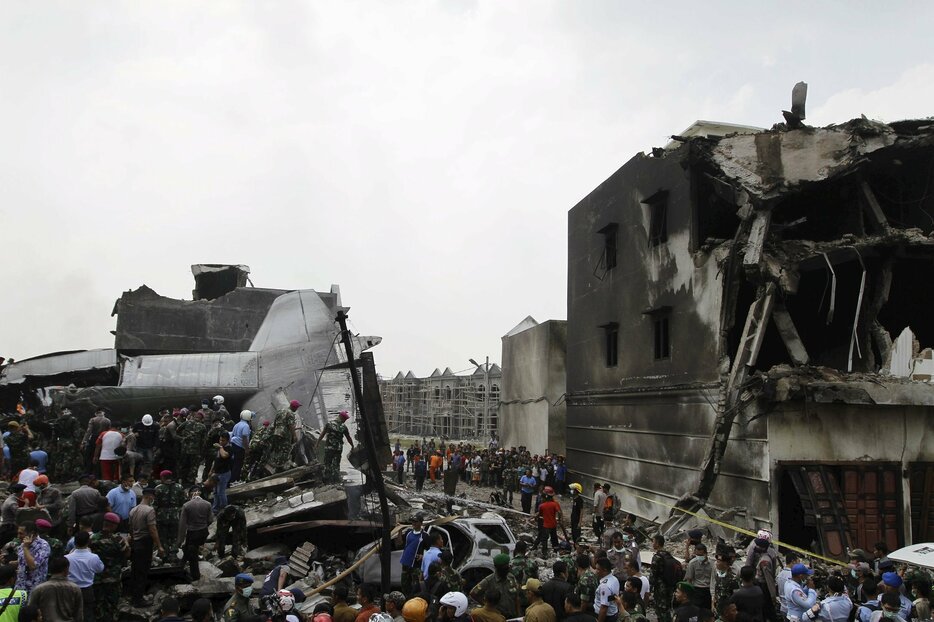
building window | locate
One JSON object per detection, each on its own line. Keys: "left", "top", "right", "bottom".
{"left": 598, "top": 223, "right": 618, "bottom": 270}
{"left": 653, "top": 313, "right": 670, "bottom": 360}
{"left": 477, "top": 385, "right": 486, "bottom": 401}
{"left": 644, "top": 190, "right": 669, "bottom": 247}
{"left": 601, "top": 322, "right": 619, "bottom": 367}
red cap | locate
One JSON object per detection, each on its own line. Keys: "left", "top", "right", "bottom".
{"left": 103, "top": 512, "right": 121, "bottom": 524}
{"left": 339, "top": 411, "right": 350, "bottom": 421}
{"left": 289, "top": 400, "right": 302, "bottom": 409}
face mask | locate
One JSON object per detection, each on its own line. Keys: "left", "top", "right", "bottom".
{"left": 851, "top": 569, "right": 858, "bottom": 578}
{"left": 716, "top": 570, "right": 727, "bottom": 578}
{"left": 696, "top": 556, "right": 706, "bottom": 562}
{"left": 883, "top": 612, "right": 896, "bottom": 619}
{"left": 242, "top": 587, "right": 253, "bottom": 597}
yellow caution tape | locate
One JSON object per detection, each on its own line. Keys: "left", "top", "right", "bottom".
{"left": 632, "top": 493, "right": 848, "bottom": 568}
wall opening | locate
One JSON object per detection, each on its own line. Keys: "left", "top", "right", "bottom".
{"left": 645, "top": 191, "right": 669, "bottom": 247}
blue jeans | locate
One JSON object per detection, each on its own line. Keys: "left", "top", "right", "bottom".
{"left": 213, "top": 470, "right": 230, "bottom": 513}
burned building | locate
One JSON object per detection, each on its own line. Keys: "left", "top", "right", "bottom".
{"left": 566, "top": 117, "right": 934, "bottom": 556}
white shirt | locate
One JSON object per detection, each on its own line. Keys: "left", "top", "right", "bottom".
{"left": 17, "top": 469, "right": 39, "bottom": 493}
{"left": 100, "top": 430, "right": 124, "bottom": 460}
{"left": 637, "top": 575, "right": 650, "bottom": 599}
{"left": 594, "top": 574, "right": 620, "bottom": 617}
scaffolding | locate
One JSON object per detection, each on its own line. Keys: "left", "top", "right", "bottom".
{"left": 379, "top": 369, "right": 501, "bottom": 441}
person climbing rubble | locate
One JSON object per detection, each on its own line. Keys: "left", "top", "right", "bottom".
{"left": 315, "top": 410, "right": 354, "bottom": 484}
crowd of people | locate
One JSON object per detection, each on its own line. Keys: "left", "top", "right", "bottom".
{"left": 0, "top": 396, "right": 313, "bottom": 621}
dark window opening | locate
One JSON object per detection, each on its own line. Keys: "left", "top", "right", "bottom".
{"left": 772, "top": 179, "right": 863, "bottom": 242}
{"left": 654, "top": 315, "right": 670, "bottom": 360}
{"left": 864, "top": 148, "right": 934, "bottom": 234}
{"left": 877, "top": 257, "right": 934, "bottom": 350}
{"left": 601, "top": 322, "right": 619, "bottom": 367}
{"left": 644, "top": 191, "right": 669, "bottom": 247}
{"left": 694, "top": 172, "right": 742, "bottom": 243}
{"left": 598, "top": 223, "right": 619, "bottom": 272}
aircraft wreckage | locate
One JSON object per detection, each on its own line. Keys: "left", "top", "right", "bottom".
{"left": 0, "top": 264, "right": 380, "bottom": 429}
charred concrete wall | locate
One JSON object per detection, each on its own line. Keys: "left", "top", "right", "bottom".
{"left": 566, "top": 147, "right": 739, "bottom": 518}
{"left": 500, "top": 320, "right": 567, "bottom": 454}
{"left": 114, "top": 286, "right": 285, "bottom": 353}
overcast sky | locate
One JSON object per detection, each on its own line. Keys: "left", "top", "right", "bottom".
{"left": 2, "top": 1, "right": 932, "bottom": 377}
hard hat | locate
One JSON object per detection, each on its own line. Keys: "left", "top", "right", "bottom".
{"left": 213, "top": 395, "right": 224, "bottom": 404}
{"left": 277, "top": 589, "right": 295, "bottom": 611}
{"left": 368, "top": 614, "right": 393, "bottom": 622}
{"left": 439, "top": 592, "right": 469, "bottom": 617}
{"left": 569, "top": 483, "right": 583, "bottom": 494}
{"left": 142, "top": 414, "right": 153, "bottom": 426}
{"left": 240, "top": 410, "right": 252, "bottom": 421}
{"left": 402, "top": 598, "right": 428, "bottom": 622}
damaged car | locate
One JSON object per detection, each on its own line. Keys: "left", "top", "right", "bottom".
{"left": 354, "top": 513, "right": 517, "bottom": 589}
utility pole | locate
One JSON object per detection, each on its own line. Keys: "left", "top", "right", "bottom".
{"left": 336, "top": 310, "right": 391, "bottom": 595}
{"left": 483, "top": 355, "right": 490, "bottom": 438}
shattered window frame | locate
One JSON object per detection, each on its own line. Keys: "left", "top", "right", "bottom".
{"left": 598, "top": 223, "right": 619, "bottom": 270}
{"left": 644, "top": 190, "right": 669, "bottom": 247}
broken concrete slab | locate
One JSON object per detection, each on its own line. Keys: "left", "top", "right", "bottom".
{"left": 243, "top": 543, "right": 292, "bottom": 563}
{"left": 243, "top": 486, "right": 347, "bottom": 529}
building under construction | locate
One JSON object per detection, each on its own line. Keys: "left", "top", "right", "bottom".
{"left": 380, "top": 365, "right": 501, "bottom": 440}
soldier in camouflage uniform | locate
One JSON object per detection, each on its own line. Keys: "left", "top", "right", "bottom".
{"left": 437, "top": 550, "right": 464, "bottom": 594}
{"left": 574, "top": 560, "right": 599, "bottom": 612}
{"left": 50, "top": 408, "right": 83, "bottom": 482}
{"left": 176, "top": 411, "right": 207, "bottom": 486}
{"left": 713, "top": 555, "right": 740, "bottom": 614}
{"left": 266, "top": 400, "right": 300, "bottom": 473}
{"left": 202, "top": 417, "right": 225, "bottom": 479}
{"left": 315, "top": 411, "right": 354, "bottom": 484}
{"left": 5, "top": 422, "right": 31, "bottom": 474}
{"left": 154, "top": 470, "right": 186, "bottom": 561}
{"left": 650, "top": 536, "right": 675, "bottom": 622}
{"left": 216, "top": 504, "right": 248, "bottom": 558}
{"left": 243, "top": 421, "right": 271, "bottom": 481}
{"left": 510, "top": 541, "right": 539, "bottom": 610}
{"left": 91, "top": 512, "right": 129, "bottom": 622}
{"left": 35, "top": 520, "right": 64, "bottom": 559}
{"left": 470, "top": 553, "right": 520, "bottom": 620}
{"left": 559, "top": 544, "right": 578, "bottom": 585}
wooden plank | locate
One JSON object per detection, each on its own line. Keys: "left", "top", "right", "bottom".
{"left": 257, "top": 519, "right": 384, "bottom": 534}
{"left": 743, "top": 210, "right": 772, "bottom": 270}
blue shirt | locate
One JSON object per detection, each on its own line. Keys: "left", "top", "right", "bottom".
{"left": 29, "top": 451, "right": 48, "bottom": 474}
{"left": 65, "top": 548, "right": 104, "bottom": 588}
{"left": 784, "top": 579, "right": 818, "bottom": 620}
{"left": 231, "top": 421, "right": 251, "bottom": 449}
{"left": 400, "top": 529, "right": 424, "bottom": 568}
{"left": 555, "top": 464, "right": 567, "bottom": 481}
{"left": 421, "top": 546, "right": 441, "bottom": 579}
{"left": 520, "top": 475, "right": 537, "bottom": 494}
{"left": 106, "top": 486, "right": 137, "bottom": 520}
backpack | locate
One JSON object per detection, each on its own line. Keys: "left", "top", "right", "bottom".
{"left": 603, "top": 493, "right": 620, "bottom": 519}
{"left": 661, "top": 551, "right": 685, "bottom": 587}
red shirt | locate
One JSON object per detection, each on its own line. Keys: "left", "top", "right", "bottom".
{"left": 539, "top": 500, "right": 561, "bottom": 528}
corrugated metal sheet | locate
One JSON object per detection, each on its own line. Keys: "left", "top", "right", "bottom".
{"left": 0, "top": 349, "right": 118, "bottom": 385}
{"left": 120, "top": 352, "right": 259, "bottom": 388}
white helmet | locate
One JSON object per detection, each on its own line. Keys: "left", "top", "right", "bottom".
{"left": 240, "top": 410, "right": 252, "bottom": 421}
{"left": 277, "top": 589, "right": 295, "bottom": 611}
{"left": 213, "top": 395, "right": 224, "bottom": 404}
{"left": 368, "top": 614, "right": 393, "bottom": 622}
{"left": 142, "top": 414, "right": 153, "bottom": 426}
{"left": 439, "top": 592, "right": 469, "bottom": 617}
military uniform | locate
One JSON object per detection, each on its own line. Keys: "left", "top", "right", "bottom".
{"left": 574, "top": 568, "right": 599, "bottom": 608}
{"left": 560, "top": 553, "right": 579, "bottom": 585}
{"left": 266, "top": 409, "right": 296, "bottom": 472}
{"left": 510, "top": 554, "right": 538, "bottom": 609}
{"left": 439, "top": 564, "right": 465, "bottom": 594}
{"left": 176, "top": 419, "right": 207, "bottom": 486}
{"left": 223, "top": 592, "right": 255, "bottom": 622}
{"left": 216, "top": 505, "right": 248, "bottom": 558}
{"left": 50, "top": 413, "right": 83, "bottom": 482}
{"left": 322, "top": 419, "right": 348, "bottom": 483}
{"left": 651, "top": 551, "right": 674, "bottom": 622}
{"left": 470, "top": 572, "right": 520, "bottom": 619}
{"left": 45, "top": 536, "right": 65, "bottom": 560}
{"left": 5, "top": 430, "right": 28, "bottom": 474}
{"left": 714, "top": 570, "right": 739, "bottom": 614}
{"left": 154, "top": 481, "right": 186, "bottom": 560}
{"left": 243, "top": 425, "right": 270, "bottom": 481}
{"left": 203, "top": 423, "right": 225, "bottom": 479}
{"left": 90, "top": 531, "right": 128, "bottom": 622}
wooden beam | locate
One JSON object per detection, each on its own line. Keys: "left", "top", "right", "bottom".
{"left": 743, "top": 210, "right": 772, "bottom": 271}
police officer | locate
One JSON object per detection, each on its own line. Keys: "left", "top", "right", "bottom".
{"left": 223, "top": 573, "right": 257, "bottom": 621}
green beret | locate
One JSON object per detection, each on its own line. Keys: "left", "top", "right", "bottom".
{"left": 677, "top": 581, "right": 695, "bottom": 594}
{"left": 494, "top": 553, "right": 511, "bottom": 566}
